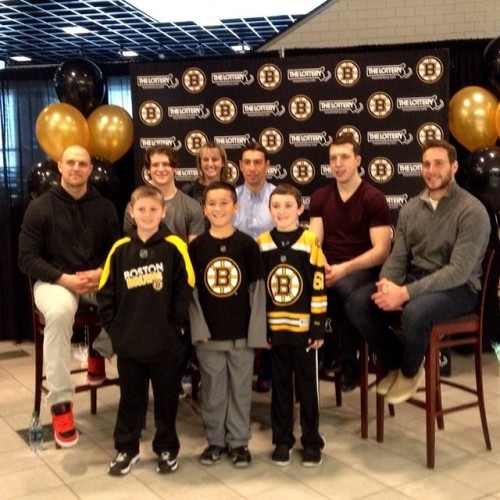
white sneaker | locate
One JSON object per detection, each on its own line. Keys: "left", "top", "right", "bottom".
{"left": 376, "top": 369, "right": 399, "bottom": 396}
{"left": 386, "top": 366, "right": 425, "bottom": 404}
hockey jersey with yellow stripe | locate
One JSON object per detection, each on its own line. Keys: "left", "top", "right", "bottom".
{"left": 257, "top": 227, "right": 327, "bottom": 346}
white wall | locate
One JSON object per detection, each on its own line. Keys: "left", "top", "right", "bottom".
{"left": 260, "top": 0, "right": 500, "bottom": 51}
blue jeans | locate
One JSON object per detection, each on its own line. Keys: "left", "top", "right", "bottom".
{"left": 327, "top": 269, "right": 379, "bottom": 361}
{"left": 346, "top": 282, "right": 478, "bottom": 377}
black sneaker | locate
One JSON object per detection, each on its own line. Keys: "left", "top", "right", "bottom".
{"left": 230, "top": 445, "right": 251, "bottom": 468}
{"left": 157, "top": 451, "right": 179, "bottom": 473}
{"left": 340, "top": 358, "right": 359, "bottom": 392}
{"left": 302, "top": 447, "right": 322, "bottom": 467}
{"left": 200, "top": 444, "right": 226, "bottom": 465}
{"left": 271, "top": 444, "right": 291, "bottom": 466}
{"left": 108, "top": 451, "right": 140, "bottom": 476}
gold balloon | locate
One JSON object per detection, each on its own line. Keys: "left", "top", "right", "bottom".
{"left": 35, "top": 103, "right": 89, "bottom": 161}
{"left": 87, "top": 105, "right": 133, "bottom": 163}
{"left": 496, "top": 102, "right": 500, "bottom": 139}
{"left": 449, "top": 86, "right": 498, "bottom": 151}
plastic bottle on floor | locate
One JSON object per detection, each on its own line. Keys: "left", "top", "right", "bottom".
{"left": 28, "top": 411, "right": 43, "bottom": 453}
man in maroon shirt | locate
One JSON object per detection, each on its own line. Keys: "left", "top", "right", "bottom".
{"left": 309, "top": 135, "right": 392, "bottom": 391}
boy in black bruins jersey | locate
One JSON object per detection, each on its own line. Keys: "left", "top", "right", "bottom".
{"left": 188, "top": 182, "right": 268, "bottom": 468}
{"left": 97, "top": 185, "right": 194, "bottom": 476}
{"left": 256, "top": 183, "right": 327, "bottom": 467}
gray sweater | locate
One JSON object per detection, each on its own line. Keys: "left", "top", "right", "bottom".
{"left": 381, "top": 181, "right": 490, "bottom": 298}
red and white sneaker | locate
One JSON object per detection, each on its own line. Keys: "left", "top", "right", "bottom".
{"left": 51, "top": 401, "right": 79, "bottom": 448}
{"left": 87, "top": 355, "right": 106, "bottom": 386}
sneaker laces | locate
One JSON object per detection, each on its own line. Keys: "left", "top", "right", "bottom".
{"left": 160, "top": 451, "right": 175, "bottom": 464}
{"left": 53, "top": 411, "right": 75, "bottom": 436}
{"left": 114, "top": 452, "right": 129, "bottom": 463}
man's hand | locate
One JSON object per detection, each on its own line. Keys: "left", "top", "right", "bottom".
{"left": 325, "top": 262, "right": 349, "bottom": 287}
{"left": 76, "top": 268, "right": 102, "bottom": 293}
{"left": 57, "top": 268, "right": 103, "bottom": 295}
{"left": 371, "top": 278, "right": 409, "bottom": 311}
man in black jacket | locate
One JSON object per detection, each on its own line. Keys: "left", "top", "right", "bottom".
{"left": 19, "top": 145, "right": 120, "bottom": 448}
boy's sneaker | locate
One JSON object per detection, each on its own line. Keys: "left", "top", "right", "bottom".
{"left": 271, "top": 444, "right": 291, "bottom": 466}
{"left": 157, "top": 451, "right": 179, "bottom": 473}
{"left": 87, "top": 355, "right": 106, "bottom": 386}
{"left": 108, "top": 451, "right": 140, "bottom": 476}
{"left": 230, "top": 445, "right": 252, "bottom": 468}
{"left": 51, "top": 401, "right": 78, "bottom": 448}
{"left": 200, "top": 444, "right": 226, "bottom": 465}
{"left": 302, "top": 447, "right": 322, "bottom": 467}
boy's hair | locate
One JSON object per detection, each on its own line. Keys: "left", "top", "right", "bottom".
{"left": 270, "top": 183, "right": 303, "bottom": 207}
{"left": 196, "top": 141, "right": 230, "bottom": 182}
{"left": 331, "top": 133, "right": 361, "bottom": 156}
{"left": 421, "top": 139, "right": 457, "bottom": 164}
{"left": 241, "top": 141, "right": 269, "bottom": 161}
{"left": 144, "top": 145, "right": 180, "bottom": 169}
{"left": 130, "top": 185, "right": 165, "bottom": 208}
{"left": 203, "top": 181, "right": 237, "bottom": 205}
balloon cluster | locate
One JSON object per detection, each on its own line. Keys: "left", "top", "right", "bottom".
{"left": 448, "top": 37, "right": 500, "bottom": 218}
{"left": 32, "top": 57, "right": 132, "bottom": 198}
{"left": 449, "top": 37, "right": 500, "bottom": 152}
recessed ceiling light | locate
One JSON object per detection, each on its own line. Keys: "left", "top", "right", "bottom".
{"left": 11, "top": 56, "right": 32, "bottom": 62}
{"left": 231, "top": 42, "right": 251, "bottom": 53}
{"left": 122, "top": 50, "right": 139, "bottom": 57}
{"left": 62, "top": 26, "right": 90, "bottom": 35}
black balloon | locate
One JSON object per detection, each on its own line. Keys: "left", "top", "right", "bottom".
{"left": 54, "top": 58, "right": 106, "bottom": 117}
{"left": 483, "top": 37, "right": 500, "bottom": 99}
{"left": 463, "top": 146, "right": 500, "bottom": 212}
{"left": 89, "top": 156, "right": 118, "bottom": 199}
{"left": 27, "top": 159, "right": 60, "bottom": 199}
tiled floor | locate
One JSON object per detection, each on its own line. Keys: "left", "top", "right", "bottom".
{"left": 1, "top": 340, "right": 500, "bottom": 499}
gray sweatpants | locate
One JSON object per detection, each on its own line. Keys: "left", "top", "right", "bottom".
{"left": 196, "top": 345, "right": 254, "bottom": 449}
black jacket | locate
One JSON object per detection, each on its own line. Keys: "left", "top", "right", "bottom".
{"left": 18, "top": 185, "right": 120, "bottom": 282}
{"left": 97, "top": 224, "right": 194, "bottom": 362}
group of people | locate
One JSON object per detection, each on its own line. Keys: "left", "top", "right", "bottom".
{"left": 18, "top": 135, "right": 491, "bottom": 476}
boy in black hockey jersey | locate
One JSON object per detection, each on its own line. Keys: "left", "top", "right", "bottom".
{"left": 97, "top": 185, "right": 194, "bottom": 476}
{"left": 256, "top": 183, "right": 327, "bottom": 467}
{"left": 188, "top": 181, "right": 268, "bottom": 468}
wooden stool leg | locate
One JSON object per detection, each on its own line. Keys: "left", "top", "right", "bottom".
{"left": 359, "top": 342, "right": 369, "bottom": 439}
{"left": 34, "top": 329, "right": 44, "bottom": 414}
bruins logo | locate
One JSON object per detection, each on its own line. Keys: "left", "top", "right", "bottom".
{"left": 214, "top": 98, "right": 237, "bottom": 124}
{"left": 289, "top": 95, "right": 313, "bottom": 121}
{"left": 417, "top": 56, "right": 443, "bottom": 83}
{"left": 268, "top": 264, "right": 303, "bottom": 306}
{"left": 417, "top": 123, "right": 443, "bottom": 146}
{"left": 367, "top": 92, "right": 393, "bottom": 119}
{"left": 205, "top": 257, "right": 241, "bottom": 297}
{"left": 226, "top": 161, "right": 239, "bottom": 184}
{"left": 337, "top": 126, "right": 361, "bottom": 145}
{"left": 368, "top": 157, "right": 394, "bottom": 184}
{"left": 185, "top": 130, "right": 208, "bottom": 156}
{"left": 139, "top": 101, "right": 163, "bottom": 126}
{"left": 258, "top": 64, "right": 282, "bottom": 90}
{"left": 182, "top": 67, "right": 206, "bottom": 93}
{"left": 290, "top": 158, "right": 315, "bottom": 185}
{"left": 335, "top": 60, "right": 360, "bottom": 87}
{"left": 259, "top": 128, "right": 284, "bottom": 153}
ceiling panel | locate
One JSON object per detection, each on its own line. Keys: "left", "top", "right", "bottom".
{"left": 0, "top": 0, "right": 327, "bottom": 66}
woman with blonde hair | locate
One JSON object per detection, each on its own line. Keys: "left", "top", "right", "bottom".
{"left": 182, "top": 142, "right": 230, "bottom": 206}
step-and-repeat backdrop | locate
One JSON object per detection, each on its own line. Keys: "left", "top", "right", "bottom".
{"left": 130, "top": 48, "right": 449, "bottom": 225}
